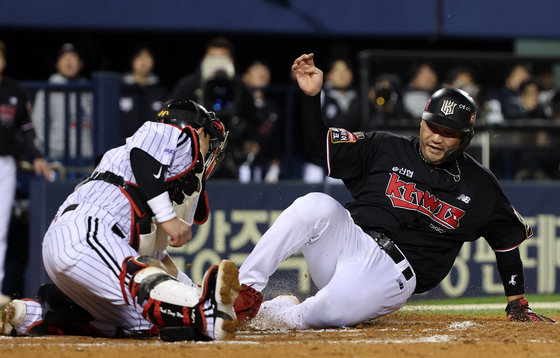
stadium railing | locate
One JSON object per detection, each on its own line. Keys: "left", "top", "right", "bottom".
{"left": 20, "top": 72, "right": 121, "bottom": 179}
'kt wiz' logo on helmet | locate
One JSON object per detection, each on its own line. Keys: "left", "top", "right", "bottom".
{"left": 385, "top": 173, "right": 465, "bottom": 229}
{"left": 440, "top": 100, "right": 457, "bottom": 116}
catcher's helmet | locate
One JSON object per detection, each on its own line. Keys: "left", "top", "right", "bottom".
{"left": 156, "top": 99, "right": 226, "bottom": 141}
{"left": 422, "top": 88, "right": 477, "bottom": 160}
{"left": 157, "top": 99, "right": 229, "bottom": 179}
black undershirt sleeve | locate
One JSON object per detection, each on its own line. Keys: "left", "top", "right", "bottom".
{"left": 495, "top": 248, "right": 525, "bottom": 296}
{"left": 301, "top": 93, "right": 328, "bottom": 168}
{"left": 22, "top": 129, "right": 43, "bottom": 160}
{"left": 130, "top": 147, "right": 166, "bottom": 201}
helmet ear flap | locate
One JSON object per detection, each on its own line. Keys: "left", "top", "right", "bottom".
{"left": 204, "top": 131, "right": 228, "bottom": 180}
{"left": 444, "top": 128, "right": 474, "bottom": 161}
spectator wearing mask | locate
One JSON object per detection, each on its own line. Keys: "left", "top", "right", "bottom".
{"left": 170, "top": 36, "right": 256, "bottom": 179}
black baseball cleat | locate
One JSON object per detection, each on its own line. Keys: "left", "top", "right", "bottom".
{"left": 198, "top": 260, "right": 240, "bottom": 340}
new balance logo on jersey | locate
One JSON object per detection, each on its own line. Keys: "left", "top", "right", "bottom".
{"left": 457, "top": 194, "right": 471, "bottom": 204}
{"left": 385, "top": 173, "right": 465, "bottom": 229}
{"left": 441, "top": 100, "right": 457, "bottom": 115}
{"left": 509, "top": 274, "right": 518, "bottom": 285}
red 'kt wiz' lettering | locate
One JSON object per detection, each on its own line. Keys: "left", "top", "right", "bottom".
{"left": 385, "top": 173, "right": 465, "bottom": 229}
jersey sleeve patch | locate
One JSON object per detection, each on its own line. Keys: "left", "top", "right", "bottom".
{"left": 512, "top": 206, "right": 533, "bottom": 239}
{"left": 329, "top": 128, "right": 356, "bottom": 144}
{"left": 161, "top": 145, "right": 176, "bottom": 164}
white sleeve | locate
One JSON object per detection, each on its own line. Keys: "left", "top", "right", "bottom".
{"left": 128, "top": 122, "right": 195, "bottom": 179}
{"left": 128, "top": 122, "right": 180, "bottom": 166}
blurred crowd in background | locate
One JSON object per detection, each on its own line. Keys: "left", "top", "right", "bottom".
{"left": 3, "top": 36, "right": 560, "bottom": 184}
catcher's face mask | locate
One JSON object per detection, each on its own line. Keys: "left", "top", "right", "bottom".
{"left": 204, "top": 112, "right": 228, "bottom": 180}
{"left": 156, "top": 99, "right": 228, "bottom": 180}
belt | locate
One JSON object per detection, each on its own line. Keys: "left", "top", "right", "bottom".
{"left": 61, "top": 204, "right": 126, "bottom": 239}
{"left": 86, "top": 171, "right": 128, "bottom": 188}
{"left": 79, "top": 170, "right": 153, "bottom": 248}
{"left": 366, "top": 230, "right": 414, "bottom": 281}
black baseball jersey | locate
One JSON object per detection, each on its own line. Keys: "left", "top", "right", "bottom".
{"left": 302, "top": 94, "right": 532, "bottom": 293}
{"left": 0, "top": 77, "right": 41, "bottom": 158}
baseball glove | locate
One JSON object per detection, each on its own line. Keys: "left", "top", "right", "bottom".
{"left": 505, "top": 298, "right": 555, "bottom": 322}
{"left": 234, "top": 284, "right": 263, "bottom": 321}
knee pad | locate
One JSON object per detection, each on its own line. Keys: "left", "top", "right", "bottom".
{"left": 124, "top": 255, "right": 168, "bottom": 274}
{"left": 120, "top": 255, "right": 168, "bottom": 303}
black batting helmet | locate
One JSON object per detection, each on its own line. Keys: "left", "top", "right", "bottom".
{"left": 422, "top": 87, "right": 477, "bottom": 160}
{"left": 156, "top": 99, "right": 226, "bottom": 141}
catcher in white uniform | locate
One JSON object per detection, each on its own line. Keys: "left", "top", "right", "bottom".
{"left": 1, "top": 99, "right": 240, "bottom": 341}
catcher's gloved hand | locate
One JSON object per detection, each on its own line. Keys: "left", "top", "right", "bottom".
{"left": 505, "top": 298, "right": 555, "bottom": 322}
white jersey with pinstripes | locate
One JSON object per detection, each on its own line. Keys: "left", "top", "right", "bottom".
{"left": 41, "top": 121, "right": 196, "bottom": 335}
{"left": 55, "top": 121, "right": 196, "bottom": 237}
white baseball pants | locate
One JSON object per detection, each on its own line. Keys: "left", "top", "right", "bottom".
{"left": 42, "top": 204, "right": 153, "bottom": 335}
{"left": 239, "top": 192, "right": 416, "bottom": 329}
{"left": 0, "top": 156, "right": 16, "bottom": 293}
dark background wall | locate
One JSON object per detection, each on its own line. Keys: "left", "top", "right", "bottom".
{"left": 3, "top": 0, "right": 553, "bottom": 89}
{"left": 2, "top": 0, "right": 558, "bottom": 37}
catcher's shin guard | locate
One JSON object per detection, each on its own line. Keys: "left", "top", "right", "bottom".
{"left": 121, "top": 256, "right": 240, "bottom": 340}
{"left": 121, "top": 256, "right": 203, "bottom": 330}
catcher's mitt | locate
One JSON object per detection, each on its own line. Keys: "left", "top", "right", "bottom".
{"left": 505, "top": 298, "right": 555, "bottom": 322}
{"left": 234, "top": 284, "right": 263, "bottom": 321}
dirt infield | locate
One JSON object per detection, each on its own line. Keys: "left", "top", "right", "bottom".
{"left": 2, "top": 312, "right": 558, "bottom": 358}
